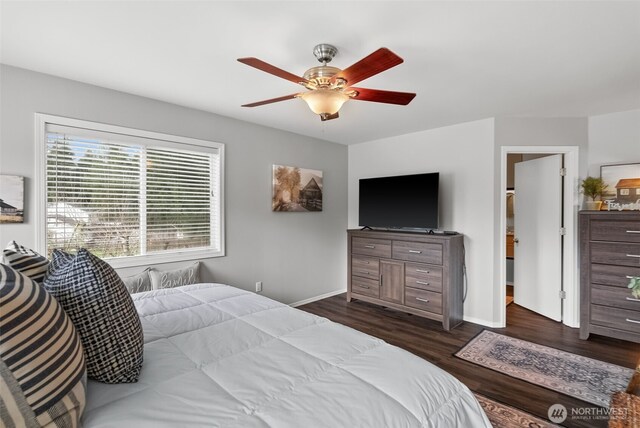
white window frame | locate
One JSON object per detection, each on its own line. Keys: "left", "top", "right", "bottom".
{"left": 35, "top": 113, "right": 225, "bottom": 268}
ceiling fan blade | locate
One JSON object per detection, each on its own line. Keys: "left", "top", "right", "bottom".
{"left": 238, "top": 57, "right": 309, "bottom": 86}
{"left": 332, "top": 48, "right": 404, "bottom": 86}
{"left": 320, "top": 112, "right": 339, "bottom": 121}
{"left": 242, "top": 93, "right": 300, "bottom": 107}
{"left": 349, "top": 87, "right": 416, "bottom": 105}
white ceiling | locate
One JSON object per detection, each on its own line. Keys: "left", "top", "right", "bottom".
{"left": 1, "top": 1, "right": 639, "bottom": 144}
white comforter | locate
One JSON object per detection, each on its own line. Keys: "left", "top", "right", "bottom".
{"left": 83, "top": 284, "right": 491, "bottom": 427}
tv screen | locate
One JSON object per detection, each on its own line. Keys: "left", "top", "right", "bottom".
{"left": 359, "top": 172, "right": 439, "bottom": 229}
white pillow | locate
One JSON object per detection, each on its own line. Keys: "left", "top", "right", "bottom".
{"left": 149, "top": 261, "right": 200, "bottom": 289}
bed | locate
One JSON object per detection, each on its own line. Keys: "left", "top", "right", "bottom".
{"left": 83, "top": 283, "right": 491, "bottom": 427}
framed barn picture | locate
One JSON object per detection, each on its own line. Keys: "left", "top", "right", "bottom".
{"left": 600, "top": 162, "right": 640, "bottom": 210}
{"left": 0, "top": 175, "right": 25, "bottom": 223}
{"left": 272, "top": 165, "right": 323, "bottom": 212}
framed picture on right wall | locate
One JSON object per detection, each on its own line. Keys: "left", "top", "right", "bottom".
{"left": 600, "top": 162, "right": 640, "bottom": 210}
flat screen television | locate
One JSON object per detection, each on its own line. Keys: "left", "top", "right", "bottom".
{"left": 359, "top": 172, "right": 439, "bottom": 229}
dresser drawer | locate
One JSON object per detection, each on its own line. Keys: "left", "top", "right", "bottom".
{"left": 591, "top": 242, "right": 640, "bottom": 267}
{"left": 351, "top": 276, "right": 380, "bottom": 298}
{"left": 392, "top": 241, "right": 443, "bottom": 265}
{"left": 404, "top": 287, "right": 442, "bottom": 314}
{"left": 591, "top": 264, "right": 640, "bottom": 288}
{"left": 351, "top": 256, "right": 379, "bottom": 279}
{"left": 591, "top": 304, "right": 640, "bottom": 334}
{"left": 591, "top": 220, "right": 640, "bottom": 243}
{"left": 592, "top": 284, "right": 640, "bottom": 311}
{"left": 405, "top": 263, "right": 443, "bottom": 292}
{"left": 352, "top": 237, "right": 392, "bottom": 258}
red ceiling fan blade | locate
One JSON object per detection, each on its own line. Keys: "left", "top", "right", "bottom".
{"left": 349, "top": 87, "right": 416, "bottom": 105}
{"left": 242, "top": 93, "right": 300, "bottom": 107}
{"left": 332, "top": 48, "right": 404, "bottom": 86}
{"left": 238, "top": 58, "right": 309, "bottom": 86}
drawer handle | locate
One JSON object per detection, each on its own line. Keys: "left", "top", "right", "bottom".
{"left": 357, "top": 285, "right": 370, "bottom": 289}
{"left": 416, "top": 280, "right": 430, "bottom": 286}
{"left": 364, "top": 245, "right": 375, "bottom": 249}
{"left": 625, "top": 318, "right": 640, "bottom": 324}
{"left": 416, "top": 297, "right": 430, "bottom": 303}
{"left": 408, "top": 250, "right": 422, "bottom": 254}
{"left": 416, "top": 269, "right": 430, "bottom": 274}
{"left": 359, "top": 271, "right": 370, "bottom": 275}
{"left": 626, "top": 230, "right": 640, "bottom": 234}
{"left": 365, "top": 261, "right": 370, "bottom": 265}
{"left": 626, "top": 297, "right": 640, "bottom": 302}
{"left": 626, "top": 254, "right": 640, "bottom": 258}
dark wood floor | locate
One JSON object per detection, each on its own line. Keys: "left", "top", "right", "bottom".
{"left": 300, "top": 294, "right": 640, "bottom": 428}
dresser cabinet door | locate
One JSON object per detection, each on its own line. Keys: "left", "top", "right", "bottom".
{"left": 380, "top": 260, "right": 404, "bottom": 304}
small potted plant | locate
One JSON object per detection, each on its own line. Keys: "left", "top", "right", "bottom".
{"left": 629, "top": 276, "right": 640, "bottom": 299}
{"left": 580, "top": 176, "right": 607, "bottom": 210}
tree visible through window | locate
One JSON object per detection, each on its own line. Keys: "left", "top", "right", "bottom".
{"left": 45, "top": 128, "right": 221, "bottom": 260}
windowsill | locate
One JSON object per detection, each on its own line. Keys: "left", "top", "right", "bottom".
{"left": 105, "top": 248, "right": 225, "bottom": 269}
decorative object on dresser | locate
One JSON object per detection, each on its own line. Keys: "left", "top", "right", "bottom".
{"left": 629, "top": 276, "right": 640, "bottom": 298}
{"left": 580, "top": 211, "right": 640, "bottom": 343}
{"left": 580, "top": 176, "right": 608, "bottom": 211}
{"left": 600, "top": 162, "right": 640, "bottom": 211}
{"left": 347, "top": 229, "right": 464, "bottom": 331}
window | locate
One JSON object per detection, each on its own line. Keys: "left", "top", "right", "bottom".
{"left": 37, "top": 115, "right": 224, "bottom": 267}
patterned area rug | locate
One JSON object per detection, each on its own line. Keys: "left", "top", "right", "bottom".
{"left": 475, "top": 394, "right": 559, "bottom": 428}
{"left": 456, "top": 330, "right": 634, "bottom": 407}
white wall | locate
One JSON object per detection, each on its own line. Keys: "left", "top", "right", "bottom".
{"left": 349, "top": 117, "right": 591, "bottom": 327}
{"left": 348, "top": 118, "right": 496, "bottom": 325}
{"left": 494, "top": 117, "right": 588, "bottom": 327}
{"left": 587, "top": 109, "right": 640, "bottom": 176}
{"left": 0, "top": 65, "right": 348, "bottom": 305}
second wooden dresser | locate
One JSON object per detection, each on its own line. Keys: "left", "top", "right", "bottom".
{"left": 580, "top": 211, "right": 640, "bottom": 343}
{"left": 347, "top": 229, "right": 464, "bottom": 331}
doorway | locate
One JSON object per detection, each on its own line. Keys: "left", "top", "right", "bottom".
{"left": 498, "top": 146, "right": 580, "bottom": 329}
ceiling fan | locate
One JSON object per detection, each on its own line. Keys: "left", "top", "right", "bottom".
{"left": 238, "top": 44, "right": 416, "bottom": 121}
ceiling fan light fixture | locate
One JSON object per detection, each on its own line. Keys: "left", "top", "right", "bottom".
{"left": 299, "top": 89, "right": 350, "bottom": 116}
{"left": 238, "top": 45, "right": 415, "bottom": 120}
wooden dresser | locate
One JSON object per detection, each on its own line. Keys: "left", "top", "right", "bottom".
{"left": 347, "top": 229, "right": 464, "bottom": 331}
{"left": 580, "top": 211, "right": 640, "bottom": 343}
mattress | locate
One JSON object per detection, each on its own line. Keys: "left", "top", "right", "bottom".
{"left": 83, "top": 283, "right": 491, "bottom": 427}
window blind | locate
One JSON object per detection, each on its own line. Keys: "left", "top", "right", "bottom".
{"left": 45, "top": 125, "right": 220, "bottom": 260}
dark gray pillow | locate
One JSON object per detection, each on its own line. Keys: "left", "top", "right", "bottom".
{"left": 149, "top": 261, "right": 200, "bottom": 290}
{"left": 43, "top": 249, "right": 144, "bottom": 383}
{"left": 120, "top": 268, "right": 152, "bottom": 294}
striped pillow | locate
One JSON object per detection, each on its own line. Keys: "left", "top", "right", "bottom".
{"left": 3, "top": 241, "right": 49, "bottom": 283}
{"left": 0, "top": 263, "right": 86, "bottom": 427}
{"left": 44, "top": 249, "right": 144, "bottom": 383}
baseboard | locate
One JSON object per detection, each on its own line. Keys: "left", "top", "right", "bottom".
{"left": 463, "top": 315, "right": 504, "bottom": 328}
{"left": 289, "top": 288, "right": 346, "bottom": 308}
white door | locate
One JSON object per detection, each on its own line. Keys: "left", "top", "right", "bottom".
{"left": 514, "top": 154, "right": 563, "bottom": 321}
